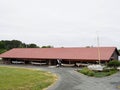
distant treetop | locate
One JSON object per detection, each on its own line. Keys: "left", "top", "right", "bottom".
{"left": 41, "top": 45, "right": 54, "bottom": 48}
{"left": 0, "top": 40, "right": 39, "bottom": 50}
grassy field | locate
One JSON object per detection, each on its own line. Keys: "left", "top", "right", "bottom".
{"left": 0, "top": 66, "right": 57, "bottom": 90}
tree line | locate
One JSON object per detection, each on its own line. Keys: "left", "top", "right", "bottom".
{"left": 0, "top": 40, "right": 53, "bottom": 54}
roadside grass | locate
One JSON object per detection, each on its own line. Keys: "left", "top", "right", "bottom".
{"left": 78, "top": 67, "right": 118, "bottom": 78}
{"left": 0, "top": 66, "right": 57, "bottom": 90}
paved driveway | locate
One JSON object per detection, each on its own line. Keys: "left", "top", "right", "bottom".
{"left": 45, "top": 67, "right": 120, "bottom": 90}
{"left": 1, "top": 64, "right": 120, "bottom": 90}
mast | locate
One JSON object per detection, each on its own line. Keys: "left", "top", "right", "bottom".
{"left": 97, "top": 33, "right": 101, "bottom": 64}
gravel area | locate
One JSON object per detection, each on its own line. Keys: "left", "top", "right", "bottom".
{"left": 1, "top": 64, "right": 120, "bottom": 90}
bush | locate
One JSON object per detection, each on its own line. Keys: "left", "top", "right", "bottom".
{"left": 80, "top": 67, "right": 94, "bottom": 76}
{"left": 87, "top": 71, "right": 94, "bottom": 76}
{"left": 78, "top": 67, "right": 118, "bottom": 77}
{"left": 107, "top": 60, "right": 120, "bottom": 68}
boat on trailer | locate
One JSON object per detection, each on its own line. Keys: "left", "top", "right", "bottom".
{"left": 31, "top": 61, "right": 46, "bottom": 65}
{"left": 61, "top": 63, "right": 75, "bottom": 67}
{"left": 87, "top": 64, "right": 105, "bottom": 71}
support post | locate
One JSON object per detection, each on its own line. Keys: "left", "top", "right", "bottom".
{"left": 48, "top": 60, "right": 51, "bottom": 66}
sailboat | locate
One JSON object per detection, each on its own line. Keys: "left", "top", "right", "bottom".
{"left": 87, "top": 32, "right": 104, "bottom": 71}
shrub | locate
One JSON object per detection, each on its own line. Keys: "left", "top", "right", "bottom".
{"left": 80, "top": 67, "right": 94, "bottom": 76}
{"left": 87, "top": 71, "right": 94, "bottom": 76}
{"left": 107, "top": 60, "right": 120, "bottom": 68}
{"left": 78, "top": 67, "right": 118, "bottom": 77}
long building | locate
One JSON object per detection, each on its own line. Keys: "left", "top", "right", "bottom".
{"left": 0, "top": 47, "right": 119, "bottom": 66}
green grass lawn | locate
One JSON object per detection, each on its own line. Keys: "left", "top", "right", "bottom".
{"left": 0, "top": 66, "right": 57, "bottom": 90}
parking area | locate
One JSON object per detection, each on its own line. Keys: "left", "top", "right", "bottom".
{"left": 0, "top": 64, "right": 120, "bottom": 90}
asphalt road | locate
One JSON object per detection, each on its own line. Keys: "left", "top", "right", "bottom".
{"left": 1, "top": 64, "right": 120, "bottom": 90}
{"left": 45, "top": 67, "right": 120, "bottom": 90}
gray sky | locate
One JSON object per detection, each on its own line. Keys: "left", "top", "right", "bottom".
{"left": 0, "top": 0, "right": 120, "bottom": 48}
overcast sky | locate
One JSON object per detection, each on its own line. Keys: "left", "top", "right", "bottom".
{"left": 0, "top": 0, "right": 120, "bottom": 48}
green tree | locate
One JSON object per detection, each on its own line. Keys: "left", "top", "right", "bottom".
{"left": 0, "top": 40, "right": 39, "bottom": 50}
{"left": 107, "top": 60, "right": 120, "bottom": 69}
{"left": 41, "top": 45, "right": 53, "bottom": 48}
{"left": 27, "top": 44, "right": 39, "bottom": 48}
{"left": 0, "top": 41, "right": 5, "bottom": 49}
{"left": 1, "top": 40, "right": 22, "bottom": 50}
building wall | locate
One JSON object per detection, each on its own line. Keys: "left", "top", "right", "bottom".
{"left": 111, "top": 50, "right": 119, "bottom": 60}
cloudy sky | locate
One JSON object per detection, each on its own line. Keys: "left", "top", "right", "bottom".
{"left": 0, "top": 0, "right": 120, "bottom": 48}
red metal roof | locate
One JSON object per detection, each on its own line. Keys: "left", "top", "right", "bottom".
{"left": 0, "top": 47, "right": 118, "bottom": 61}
